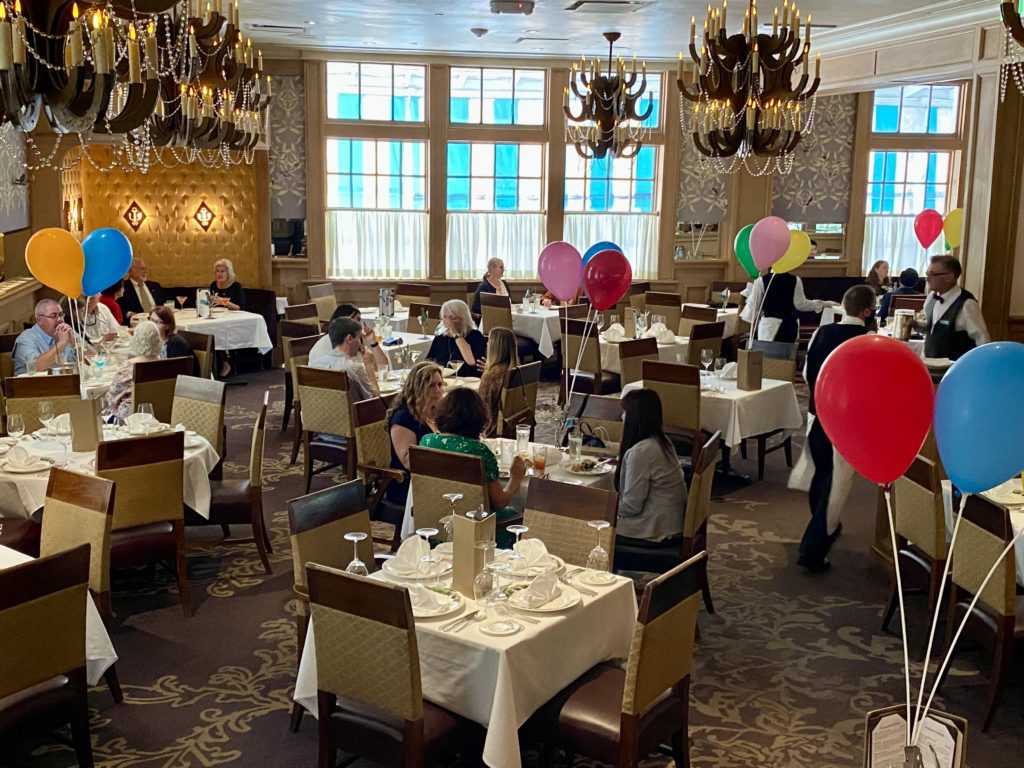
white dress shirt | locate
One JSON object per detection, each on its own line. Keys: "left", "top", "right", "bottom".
{"left": 924, "top": 286, "right": 990, "bottom": 347}
{"left": 84, "top": 302, "right": 121, "bottom": 340}
{"left": 740, "top": 275, "right": 827, "bottom": 341}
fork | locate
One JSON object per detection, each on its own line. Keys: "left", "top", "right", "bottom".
{"left": 454, "top": 611, "right": 487, "bottom": 633}
{"left": 441, "top": 609, "right": 480, "bottom": 632}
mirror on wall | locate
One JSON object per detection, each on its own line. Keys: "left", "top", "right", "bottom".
{"left": 272, "top": 218, "right": 306, "bottom": 257}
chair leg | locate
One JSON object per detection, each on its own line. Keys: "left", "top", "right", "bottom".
{"left": 96, "top": 590, "right": 113, "bottom": 625}
{"left": 290, "top": 404, "right": 303, "bottom": 465}
{"left": 700, "top": 560, "right": 715, "bottom": 614}
{"left": 289, "top": 701, "right": 305, "bottom": 734}
{"left": 220, "top": 524, "right": 231, "bottom": 538}
{"left": 282, "top": 377, "right": 293, "bottom": 431}
{"left": 104, "top": 664, "right": 124, "bottom": 703}
{"left": 783, "top": 436, "right": 793, "bottom": 468}
{"left": 982, "top": 624, "right": 1014, "bottom": 732}
{"left": 881, "top": 582, "right": 899, "bottom": 633}
{"left": 262, "top": 516, "right": 274, "bottom": 555}
{"left": 739, "top": 439, "right": 748, "bottom": 460}
{"left": 671, "top": 730, "right": 690, "bottom": 768}
{"left": 70, "top": 673, "right": 95, "bottom": 768}
{"left": 175, "top": 526, "right": 193, "bottom": 618}
{"left": 757, "top": 436, "right": 767, "bottom": 480}
{"left": 251, "top": 494, "right": 272, "bottom": 576}
{"left": 303, "top": 432, "right": 314, "bottom": 494}
{"left": 318, "top": 692, "right": 337, "bottom": 768}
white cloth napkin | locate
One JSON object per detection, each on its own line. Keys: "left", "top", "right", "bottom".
{"left": 394, "top": 300, "right": 405, "bottom": 312}
{"left": 125, "top": 412, "right": 158, "bottom": 434}
{"left": 719, "top": 362, "right": 738, "bottom": 380}
{"left": 4, "top": 445, "right": 42, "bottom": 470}
{"left": 390, "top": 536, "right": 429, "bottom": 575}
{"left": 601, "top": 323, "right": 625, "bottom": 342}
{"left": 407, "top": 584, "right": 447, "bottom": 613}
{"left": 512, "top": 569, "right": 560, "bottom": 609}
{"left": 513, "top": 538, "right": 551, "bottom": 568}
{"left": 49, "top": 413, "right": 71, "bottom": 434}
{"left": 643, "top": 323, "right": 676, "bottom": 344}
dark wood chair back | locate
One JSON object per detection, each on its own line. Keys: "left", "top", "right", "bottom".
{"left": 619, "top": 337, "right": 659, "bottom": 386}
{"left": 685, "top": 321, "right": 725, "bottom": 367}
{"left": 408, "top": 445, "right": 488, "bottom": 529}
{"left": 642, "top": 360, "right": 700, "bottom": 386}
{"left": 407, "top": 303, "right": 443, "bottom": 336}
{"left": 307, "top": 283, "right": 335, "bottom": 300}
{"left": 682, "top": 305, "right": 717, "bottom": 322}
{"left": 177, "top": 329, "right": 212, "bottom": 379}
{"left": 285, "top": 303, "right": 320, "bottom": 325}
{"left": 396, "top": 282, "right": 432, "bottom": 307}
{"left": 557, "top": 304, "right": 591, "bottom": 320}
{"left": 131, "top": 357, "right": 194, "bottom": 423}
{"left": 890, "top": 295, "right": 926, "bottom": 313}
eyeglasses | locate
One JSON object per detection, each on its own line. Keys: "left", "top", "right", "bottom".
{"left": 36, "top": 312, "right": 65, "bottom": 320}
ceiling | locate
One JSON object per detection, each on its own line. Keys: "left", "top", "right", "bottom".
{"left": 240, "top": 0, "right": 993, "bottom": 60}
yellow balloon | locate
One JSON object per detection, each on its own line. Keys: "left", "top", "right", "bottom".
{"left": 25, "top": 228, "right": 85, "bottom": 298}
{"left": 943, "top": 208, "right": 964, "bottom": 249}
{"left": 773, "top": 230, "right": 812, "bottom": 274}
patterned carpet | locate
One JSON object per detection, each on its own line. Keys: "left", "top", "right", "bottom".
{"left": 14, "top": 369, "right": 1024, "bottom": 768}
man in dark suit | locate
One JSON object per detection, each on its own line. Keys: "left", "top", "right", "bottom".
{"left": 797, "top": 284, "right": 877, "bottom": 573}
{"left": 118, "top": 257, "right": 163, "bottom": 323}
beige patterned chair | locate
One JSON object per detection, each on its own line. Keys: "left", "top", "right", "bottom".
{"left": 683, "top": 320, "right": 725, "bottom": 368}
{"left": 618, "top": 337, "right": 658, "bottom": 387}
{"left": 881, "top": 456, "right": 947, "bottom": 654}
{"left": 739, "top": 340, "right": 798, "bottom": 479}
{"left": 563, "top": 317, "right": 620, "bottom": 398}
{"left": 939, "top": 494, "right": 1023, "bottom": 731}
{"left": 406, "top": 302, "right": 442, "bottom": 337}
{"left": 295, "top": 365, "right": 355, "bottom": 494}
{"left": 642, "top": 360, "right": 705, "bottom": 465}
{"left": 408, "top": 445, "right": 488, "bottom": 532}
{"left": 306, "top": 563, "right": 482, "bottom": 765}
{"left": 495, "top": 361, "right": 542, "bottom": 439}
{"left": 171, "top": 375, "right": 226, "bottom": 477}
{"left": 628, "top": 282, "right": 651, "bottom": 316}
{"left": 0, "top": 545, "right": 94, "bottom": 767}
{"left": 540, "top": 553, "right": 705, "bottom": 768}
{"left": 130, "top": 357, "right": 194, "bottom": 424}
{"left": 644, "top": 291, "right": 682, "bottom": 333}
{"left": 523, "top": 478, "right": 618, "bottom": 568}
{"left": 351, "top": 396, "right": 405, "bottom": 550}
{"left": 286, "top": 479, "right": 379, "bottom": 734}
{"left": 99, "top": 431, "right": 190, "bottom": 617}
{"left": 395, "top": 281, "right": 432, "bottom": 309}
{"left": 307, "top": 283, "right": 337, "bottom": 326}
{"left": 4, "top": 374, "right": 82, "bottom": 433}
{"left": 280, "top": 324, "right": 322, "bottom": 465}
{"left": 177, "top": 330, "right": 214, "bottom": 381}
{"left": 479, "top": 292, "right": 514, "bottom": 336}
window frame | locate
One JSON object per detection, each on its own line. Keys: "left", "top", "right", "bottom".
{"left": 446, "top": 141, "right": 546, "bottom": 213}
{"left": 563, "top": 144, "right": 661, "bottom": 215}
{"left": 325, "top": 138, "right": 428, "bottom": 212}
{"left": 448, "top": 66, "right": 548, "bottom": 127}
{"left": 325, "top": 61, "right": 429, "bottom": 124}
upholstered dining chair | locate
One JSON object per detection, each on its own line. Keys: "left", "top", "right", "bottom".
{"left": 351, "top": 396, "right": 405, "bottom": 550}
{"left": 306, "top": 564, "right": 482, "bottom": 767}
{"left": 171, "top": 375, "right": 226, "bottom": 477}
{"left": 739, "top": 340, "right": 798, "bottom": 480}
{"left": 284, "top": 302, "right": 320, "bottom": 327}
{"left": 628, "top": 282, "right": 651, "bottom": 316}
{"left": 395, "top": 281, "right": 432, "bottom": 309}
{"left": 890, "top": 295, "right": 926, "bottom": 313}
{"left": 0, "top": 331, "right": 20, "bottom": 393}
{"left": 306, "top": 283, "right": 337, "bottom": 326}
{"left": 177, "top": 329, "right": 214, "bottom": 380}
{"left": 408, "top": 445, "right": 489, "bottom": 533}
{"left": 130, "top": 357, "right": 194, "bottom": 424}
{"left": 642, "top": 360, "right": 704, "bottom": 465}
{"left": 286, "top": 479, "right": 380, "bottom": 734}
{"left": 202, "top": 390, "right": 273, "bottom": 575}
{"left": 644, "top": 291, "right": 683, "bottom": 333}
{"left": 493, "top": 361, "right": 542, "bottom": 439}
{"left": 618, "top": 337, "right": 659, "bottom": 387}
{"left": 280, "top": 324, "right": 321, "bottom": 460}
{"left": 881, "top": 456, "right": 947, "bottom": 654}
{"left": 523, "top": 478, "right": 618, "bottom": 568}
{"left": 406, "top": 302, "right": 443, "bottom": 337}
{"left": 98, "top": 431, "right": 190, "bottom": 617}
{"left": 556, "top": 304, "right": 591, "bottom": 321}
{"left": 563, "top": 317, "right": 620, "bottom": 398}
{"left": 577, "top": 394, "right": 625, "bottom": 452}
{"left": 938, "top": 494, "right": 1023, "bottom": 731}
{"left": 4, "top": 373, "right": 81, "bottom": 433}
{"left": 295, "top": 365, "right": 356, "bottom": 493}
{"left": 683, "top": 321, "right": 725, "bottom": 368}
{"left": 0, "top": 544, "right": 94, "bottom": 767}
{"left": 682, "top": 305, "right": 718, "bottom": 322}
{"left": 540, "top": 553, "right": 706, "bottom": 768}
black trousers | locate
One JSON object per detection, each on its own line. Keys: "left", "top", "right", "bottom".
{"left": 798, "top": 418, "right": 840, "bottom": 566}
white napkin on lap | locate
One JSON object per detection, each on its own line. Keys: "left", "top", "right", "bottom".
{"left": 719, "top": 362, "right": 738, "bottom": 380}
{"left": 4, "top": 445, "right": 40, "bottom": 470}
{"left": 125, "top": 412, "right": 158, "bottom": 434}
{"left": 601, "top": 323, "right": 626, "bottom": 342}
{"left": 390, "top": 536, "right": 429, "bottom": 574}
{"left": 514, "top": 538, "right": 550, "bottom": 567}
{"left": 408, "top": 585, "right": 447, "bottom": 612}
{"left": 49, "top": 413, "right": 71, "bottom": 433}
{"left": 512, "top": 569, "right": 560, "bottom": 609}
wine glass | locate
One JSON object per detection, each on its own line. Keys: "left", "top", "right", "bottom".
{"left": 448, "top": 356, "right": 463, "bottom": 377}
{"left": 344, "top": 531, "right": 369, "bottom": 576}
{"left": 38, "top": 401, "right": 54, "bottom": 434}
{"left": 441, "top": 492, "right": 463, "bottom": 542}
{"left": 137, "top": 403, "right": 154, "bottom": 418}
{"left": 595, "top": 314, "right": 604, "bottom": 333}
{"left": 585, "top": 520, "right": 613, "bottom": 580}
{"left": 419, "top": 311, "right": 430, "bottom": 339}
{"left": 610, "top": 314, "right": 619, "bottom": 328}
{"left": 700, "top": 348, "right": 715, "bottom": 376}
{"left": 176, "top": 295, "right": 188, "bottom": 311}
{"left": 483, "top": 561, "right": 516, "bottom": 630}
{"left": 506, "top": 524, "right": 529, "bottom": 578}
{"left": 54, "top": 422, "right": 73, "bottom": 467}
{"left": 473, "top": 541, "right": 497, "bottom": 600}
{"left": 415, "top": 526, "right": 440, "bottom": 582}
{"left": 7, "top": 414, "right": 24, "bottom": 442}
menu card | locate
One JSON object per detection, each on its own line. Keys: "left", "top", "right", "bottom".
{"left": 864, "top": 706, "right": 965, "bottom": 768}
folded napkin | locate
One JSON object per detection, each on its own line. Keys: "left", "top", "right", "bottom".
{"left": 125, "top": 412, "right": 158, "bottom": 434}
{"left": 643, "top": 323, "right": 676, "bottom": 344}
{"left": 408, "top": 585, "right": 448, "bottom": 613}
{"left": 512, "top": 569, "right": 560, "bottom": 609}
{"left": 394, "top": 300, "right": 405, "bottom": 312}
{"left": 390, "top": 536, "right": 429, "bottom": 575}
{"left": 601, "top": 323, "right": 625, "bottom": 342}
{"left": 4, "top": 445, "right": 42, "bottom": 470}
{"left": 719, "top": 362, "right": 738, "bottom": 380}
{"left": 513, "top": 538, "right": 551, "bottom": 568}
{"left": 49, "top": 413, "right": 71, "bottom": 434}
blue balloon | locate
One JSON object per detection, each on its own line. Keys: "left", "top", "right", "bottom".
{"left": 934, "top": 342, "right": 1024, "bottom": 494}
{"left": 81, "top": 228, "right": 133, "bottom": 296}
{"left": 582, "top": 241, "right": 622, "bottom": 267}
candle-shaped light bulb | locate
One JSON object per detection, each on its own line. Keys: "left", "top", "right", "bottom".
{"left": 722, "top": 0, "right": 727, "bottom": 29}
{"left": 11, "top": 0, "right": 23, "bottom": 66}
{"left": 815, "top": 51, "right": 820, "bottom": 79}
{"left": 72, "top": 2, "right": 79, "bottom": 19}
{"left": 266, "top": 74, "right": 272, "bottom": 97}
{"left": 92, "top": 10, "right": 100, "bottom": 28}
{"left": 127, "top": 23, "right": 140, "bottom": 82}
{"left": 677, "top": 51, "right": 684, "bottom": 79}
{"left": 805, "top": 13, "right": 811, "bottom": 44}
{"left": 258, "top": 49, "right": 264, "bottom": 70}
{"left": 773, "top": 7, "right": 778, "bottom": 36}
{"left": 0, "top": 4, "right": 9, "bottom": 73}
{"left": 562, "top": 85, "right": 568, "bottom": 106}
{"left": 690, "top": 15, "right": 696, "bottom": 45}
{"left": 802, "top": 43, "right": 808, "bottom": 75}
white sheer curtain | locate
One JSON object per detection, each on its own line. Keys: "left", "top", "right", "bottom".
{"left": 563, "top": 214, "right": 659, "bottom": 279}
{"left": 325, "top": 210, "right": 428, "bottom": 279}
{"left": 446, "top": 212, "right": 547, "bottom": 279}
{"left": 863, "top": 215, "right": 945, "bottom": 275}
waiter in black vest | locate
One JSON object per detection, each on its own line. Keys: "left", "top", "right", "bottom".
{"left": 796, "top": 284, "right": 877, "bottom": 573}
{"left": 922, "top": 254, "right": 989, "bottom": 360}
{"left": 740, "top": 270, "right": 838, "bottom": 343}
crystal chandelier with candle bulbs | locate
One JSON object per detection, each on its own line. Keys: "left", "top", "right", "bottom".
{"left": 0, "top": 0, "right": 272, "bottom": 173}
{"left": 564, "top": 31, "right": 653, "bottom": 160}
{"left": 676, "top": 0, "right": 821, "bottom": 175}
{"left": 999, "top": 0, "right": 1024, "bottom": 102}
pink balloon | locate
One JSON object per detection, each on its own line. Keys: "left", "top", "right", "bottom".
{"left": 749, "top": 216, "right": 791, "bottom": 272}
{"left": 538, "top": 241, "right": 583, "bottom": 302}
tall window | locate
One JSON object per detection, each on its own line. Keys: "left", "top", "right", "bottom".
{"left": 326, "top": 62, "right": 426, "bottom": 122}
{"left": 862, "top": 84, "right": 963, "bottom": 274}
{"left": 450, "top": 67, "right": 545, "bottom": 125}
{"left": 447, "top": 143, "right": 543, "bottom": 211}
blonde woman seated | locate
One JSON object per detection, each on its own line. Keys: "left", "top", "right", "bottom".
{"left": 386, "top": 362, "right": 445, "bottom": 506}
{"left": 478, "top": 327, "right": 519, "bottom": 436}
{"left": 425, "top": 298, "right": 487, "bottom": 377}
{"left": 103, "top": 320, "right": 163, "bottom": 424}
{"left": 470, "top": 257, "right": 511, "bottom": 315}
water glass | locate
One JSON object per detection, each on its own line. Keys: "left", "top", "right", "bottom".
{"left": 344, "top": 531, "right": 369, "bottom": 576}
{"left": 25, "top": 358, "right": 36, "bottom": 375}
{"left": 585, "top": 520, "right": 612, "bottom": 575}
{"left": 568, "top": 433, "right": 583, "bottom": 461}
{"left": 136, "top": 403, "right": 154, "bottom": 418}
{"left": 610, "top": 314, "right": 619, "bottom": 327}
{"left": 7, "top": 413, "right": 24, "bottom": 441}
{"left": 515, "top": 424, "right": 531, "bottom": 457}
{"left": 473, "top": 541, "right": 497, "bottom": 600}
{"left": 376, "top": 367, "right": 389, "bottom": 386}
{"left": 506, "top": 524, "right": 530, "bottom": 578}
{"left": 55, "top": 424, "right": 74, "bottom": 467}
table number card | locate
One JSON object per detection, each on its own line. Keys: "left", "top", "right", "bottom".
{"left": 737, "top": 349, "right": 763, "bottom": 391}
{"left": 452, "top": 509, "right": 496, "bottom": 597}
{"left": 70, "top": 397, "right": 103, "bottom": 452}
{"left": 863, "top": 705, "right": 965, "bottom": 768}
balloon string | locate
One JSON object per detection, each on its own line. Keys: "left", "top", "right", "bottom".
{"left": 565, "top": 306, "right": 597, "bottom": 410}
{"left": 66, "top": 295, "right": 87, "bottom": 393}
{"left": 883, "top": 485, "right": 913, "bottom": 746}
{"left": 914, "top": 525, "right": 1024, "bottom": 745}
{"left": 746, "top": 272, "right": 775, "bottom": 350}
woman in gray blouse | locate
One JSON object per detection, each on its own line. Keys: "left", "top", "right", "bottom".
{"left": 614, "top": 389, "right": 688, "bottom": 544}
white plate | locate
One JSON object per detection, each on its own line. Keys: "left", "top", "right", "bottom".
{"left": 479, "top": 619, "right": 521, "bottom": 636}
{"left": 434, "top": 542, "right": 454, "bottom": 555}
{"left": 185, "top": 436, "right": 204, "bottom": 449}
{"left": 381, "top": 559, "right": 453, "bottom": 581}
{"left": 378, "top": 384, "right": 401, "bottom": 395}
{"left": 565, "top": 462, "right": 614, "bottom": 476}
{"left": 1, "top": 456, "right": 54, "bottom": 473}
{"left": 412, "top": 587, "right": 463, "bottom": 618}
{"left": 922, "top": 357, "right": 953, "bottom": 368}
{"left": 577, "top": 570, "right": 617, "bottom": 587}
{"left": 508, "top": 584, "right": 583, "bottom": 612}
{"left": 495, "top": 552, "right": 566, "bottom": 578}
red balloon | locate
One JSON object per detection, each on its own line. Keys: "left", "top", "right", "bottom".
{"left": 814, "top": 335, "right": 934, "bottom": 485}
{"left": 582, "top": 250, "right": 632, "bottom": 311}
{"left": 913, "top": 209, "right": 944, "bottom": 249}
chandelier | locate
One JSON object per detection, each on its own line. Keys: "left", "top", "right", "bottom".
{"left": 1000, "top": 0, "right": 1024, "bottom": 102}
{"left": 563, "top": 31, "right": 653, "bottom": 160}
{"left": 0, "top": 0, "right": 272, "bottom": 173}
{"left": 676, "top": 0, "right": 821, "bottom": 175}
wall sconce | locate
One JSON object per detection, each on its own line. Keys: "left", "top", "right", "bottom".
{"left": 194, "top": 200, "right": 215, "bottom": 231}
{"left": 64, "top": 198, "right": 84, "bottom": 232}
{"left": 123, "top": 200, "right": 146, "bottom": 231}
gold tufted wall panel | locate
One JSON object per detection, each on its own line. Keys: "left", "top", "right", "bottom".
{"left": 77, "top": 147, "right": 264, "bottom": 288}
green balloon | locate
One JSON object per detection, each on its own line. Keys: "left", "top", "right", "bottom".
{"left": 734, "top": 224, "right": 759, "bottom": 279}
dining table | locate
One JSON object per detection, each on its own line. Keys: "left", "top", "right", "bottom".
{"left": 0, "top": 427, "right": 219, "bottom": 520}
{"left": 510, "top": 305, "right": 562, "bottom": 358}
{"left": 358, "top": 307, "right": 410, "bottom": 333}
{"left": 941, "top": 478, "right": 1024, "bottom": 587}
{"left": 599, "top": 335, "right": 690, "bottom": 373}
{"left": 173, "top": 308, "right": 274, "bottom": 354}
{"left": 682, "top": 304, "right": 740, "bottom": 337}
{"left": 0, "top": 544, "right": 118, "bottom": 686}
{"left": 293, "top": 561, "right": 637, "bottom": 768}
{"left": 620, "top": 376, "right": 803, "bottom": 449}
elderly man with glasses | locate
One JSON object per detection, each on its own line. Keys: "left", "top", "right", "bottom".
{"left": 922, "top": 254, "right": 990, "bottom": 360}
{"left": 12, "top": 299, "right": 78, "bottom": 375}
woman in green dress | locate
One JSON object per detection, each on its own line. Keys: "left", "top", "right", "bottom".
{"left": 420, "top": 387, "right": 527, "bottom": 510}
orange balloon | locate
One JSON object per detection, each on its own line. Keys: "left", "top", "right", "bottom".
{"left": 25, "top": 228, "right": 85, "bottom": 297}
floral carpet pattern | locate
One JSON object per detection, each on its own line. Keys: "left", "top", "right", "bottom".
{"left": 18, "top": 370, "right": 1023, "bottom": 768}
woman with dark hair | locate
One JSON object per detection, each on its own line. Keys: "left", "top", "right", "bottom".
{"left": 148, "top": 305, "right": 196, "bottom": 363}
{"left": 420, "top": 387, "right": 526, "bottom": 510}
{"left": 865, "top": 260, "right": 891, "bottom": 295}
{"left": 614, "top": 389, "right": 687, "bottom": 544}
{"left": 478, "top": 327, "right": 519, "bottom": 436}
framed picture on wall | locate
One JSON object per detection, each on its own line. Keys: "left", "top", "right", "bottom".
{"left": 0, "top": 125, "right": 29, "bottom": 233}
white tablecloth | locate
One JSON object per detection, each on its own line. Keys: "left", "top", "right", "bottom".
{"left": 683, "top": 304, "right": 740, "bottom": 337}
{"left": 174, "top": 309, "right": 273, "bottom": 354}
{"left": 307, "top": 331, "right": 433, "bottom": 371}
{"left": 941, "top": 478, "right": 1024, "bottom": 587}
{"left": 358, "top": 307, "right": 410, "bottom": 333}
{"left": 294, "top": 569, "right": 637, "bottom": 768}
{"left": 621, "top": 377, "right": 803, "bottom": 448}
{"left": 600, "top": 336, "right": 690, "bottom": 374}
{"left": 0, "top": 429, "right": 219, "bottom": 520}
{"left": 0, "top": 545, "right": 118, "bottom": 686}
{"left": 511, "top": 306, "right": 561, "bottom": 358}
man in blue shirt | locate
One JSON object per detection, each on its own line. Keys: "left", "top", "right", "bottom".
{"left": 13, "top": 299, "right": 78, "bottom": 374}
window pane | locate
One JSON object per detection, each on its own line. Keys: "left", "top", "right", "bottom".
{"left": 565, "top": 144, "right": 659, "bottom": 213}
{"left": 448, "top": 143, "right": 470, "bottom": 177}
{"left": 393, "top": 65, "right": 425, "bottom": 122}
{"left": 406, "top": 177, "right": 426, "bottom": 210}
{"left": 898, "top": 85, "right": 930, "bottom": 133}
{"left": 327, "top": 175, "right": 351, "bottom": 208}
{"left": 564, "top": 179, "right": 585, "bottom": 211}
{"left": 447, "top": 178, "right": 470, "bottom": 210}
{"left": 931, "top": 152, "right": 950, "bottom": 183}
{"left": 326, "top": 62, "right": 359, "bottom": 119}
{"left": 450, "top": 67, "right": 481, "bottom": 124}
{"left": 327, "top": 139, "right": 425, "bottom": 211}
{"left": 513, "top": 69, "right": 546, "bottom": 125}
{"left": 327, "top": 62, "right": 425, "bottom": 122}
{"left": 929, "top": 86, "right": 959, "bottom": 133}
{"left": 872, "top": 87, "right": 902, "bottom": 133}
{"left": 360, "top": 64, "right": 393, "bottom": 121}
{"left": 495, "top": 144, "right": 519, "bottom": 178}
{"left": 635, "top": 146, "right": 656, "bottom": 180}
{"left": 471, "top": 143, "right": 495, "bottom": 175}
{"left": 377, "top": 176, "right": 395, "bottom": 209}
{"left": 353, "top": 141, "right": 376, "bottom": 174}
{"left": 402, "top": 144, "right": 423, "bottom": 176}
{"left": 868, "top": 151, "right": 886, "bottom": 183}
{"left": 865, "top": 184, "right": 881, "bottom": 214}
{"left": 483, "top": 68, "right": 515, "bottom": 125}
{"left": 519, "top": 179, "right": 543, "bottom": 211}
{"left": 906, "top": 152, "right": 930, "bottom": 184}
{"left": 471, "top": 177, "right": 494, "bottom": 210}
{"left": 495, "top": 178, "right": 518, "bottom": 210}
{"left": 520, "top": 145, "right": 543, "bottom": 177}
{"left": 634, "top": 180, "right": 655, "bottom": 213}
{"left": 352, "top": 175, "right": 374, "bottom": 208}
